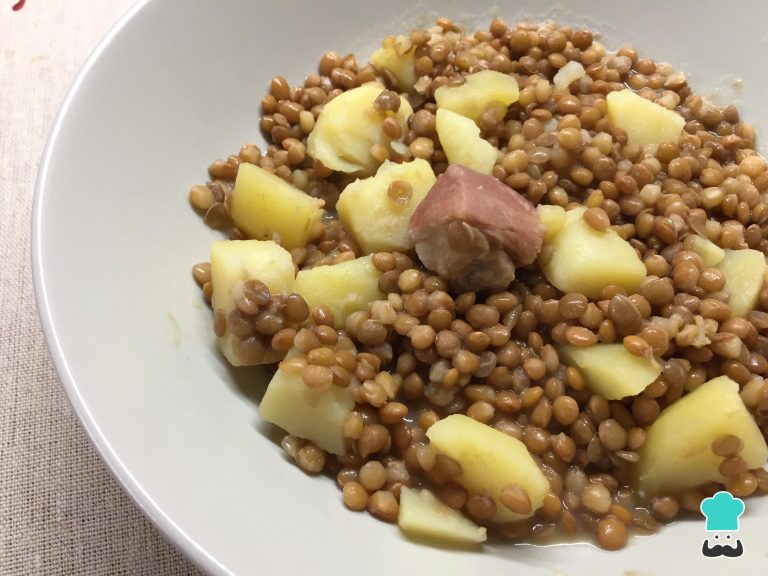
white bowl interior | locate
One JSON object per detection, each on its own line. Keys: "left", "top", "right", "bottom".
{"left": 34, "top": 0, "right": 768, "bottom": 574}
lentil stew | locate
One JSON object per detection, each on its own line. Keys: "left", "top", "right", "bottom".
{"left": 189, "top": 18, "right": 768, "bottom": 550}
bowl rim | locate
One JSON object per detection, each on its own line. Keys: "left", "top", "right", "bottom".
{"left": 30, "top": 0, "right": 224, "bottom": 573}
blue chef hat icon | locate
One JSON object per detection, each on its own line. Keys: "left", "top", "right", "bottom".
{"left": 700, "top": 491, "right": 745, "bottom": 532}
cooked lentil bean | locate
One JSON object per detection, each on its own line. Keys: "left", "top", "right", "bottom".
{"left": 598, "top": 419, "right": 627, "bottom": 451}
{"left": 368, "top": 490, "right": 399, "bottom": 521}
{"left": 234, "top": 336, "right": 265, "bottom": 364}
{"left": 559, "top": 293, "right": 588, "bottom": 319}
{"left": 651, "top": 496, "right": 680, "bottom": 521}
{"left": 583, "top": 207, "right": 610, "bottom": 231}
{"left": 296, "top": 443, "right": 326, "bottom": 474}
{"left": 387, "top": 180, "right": 413, "bottom": 206}
{"left": 724, "top": 471, "right": 759, "bottom": 497}
{"left": 302, "top": 364, "right": 334, "bottom": 392}
{"left": 711, "top": 434, "right": 744, "bottom": 457}
{"left": 623, "top": 335, "right": 651, "bottom": 358}
{"left": 343, "top": 481, "right": 369, "bottom": 511}
{"left": 438, "top": 483, "right": 468, "bottom": 510}
{"left": 466, "top": 400, "right": 495, "bottom": 423}
{"left": 719, "top": 456, "right": 749, "bottom": 477}
{"left": 465, "top": 494, "right": 497, "bottom": 521}
{"left": 552, "top": 395, "right": 579, "bottom": 426}
{"left": 551, "top": 432, "right": 576, "bottom": 462}
{"left": 311, "top": 304, "right": 335, "bottom": 327}
{"left": 500, "top": 484, "right": 532, "bottom": 515}
{"left": 565, "top": 326, "right": 598, "bottom": 347}
{"left": 596, "top": 516, "right": 628, "bottom": 550}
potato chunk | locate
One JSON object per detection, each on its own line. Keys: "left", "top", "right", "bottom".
{"left": 435, "top": 109, "right": 498, "bottom": 174}
{"left": 426, "top": 414, "right": 549, "bottom": 523}
{"left": 635, "top": 376, "right": 768, "bottom": 497}
{"left": 717, "top": 248, "right": 768, "bottom": 317}
{"left": 559, "top": 344, "right": 661, "bottom": 400}
{"left": 398, "top": 487, "right": 487, "bottom": 545}
{"left": 293, "top": 255, "right": 383, "bottom": 328}
{"left": 434, "top": 70, "right": 519, "bottom": 122}
{"left": 536, "top": 204, "right": 566, "bottom": 242}
{"left": 687, "top": 234, "right": 725, "bottom": 267}
{"left": 231, "top": 163, "right": 324, "bottom": 250}
{"left": 606, "top": 89, "right": 685, "bottom": 146}
{"left": 370, "top": 37, "right": 416, "bottom": 92}
{"left": 210, "top": 240, "right": 296, "bottom": 366}
{"left": 307, "top": 83, "right": 412, "bottom": 175}
{"left": 259, "top": 354, "right": 354, "bottom": 455}
{"left": 541, "top": 206, "right": 646, "bottom": 299}
{"left": 336, "top": 159, "right": 436, "bottom": 253}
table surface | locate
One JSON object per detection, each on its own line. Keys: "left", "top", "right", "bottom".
{"left": 0, "top": 1, "right": 200, "bottom": 574}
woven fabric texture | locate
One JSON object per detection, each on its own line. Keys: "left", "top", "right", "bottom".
{"left": 0, "top": 2, "right": 201, "bottom": 574}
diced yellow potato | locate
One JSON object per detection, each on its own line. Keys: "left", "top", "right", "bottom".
{"left": 259, "top": 354, "right": 354, "bottom": 455}
{"left": 231, "top": 163, "right": 324, "bottom": 250}
{"left": 210, "top": 240, "right": 296, "bottom": 366}
{"left": 336, "top": 159, "right": 436, "bottom": 253}
{"left": 559, "top": 344, "right": 661, "bottom": 400}
{"left": 717, "top": 248, "right": 768, "bottom": 317}
{"left": 687, "top": 235, "right": 725, "bottom": 267}
{"left": 398, "top": 487, "right": 487, "bottom": 545}
{"left": 635, "top": 375, "right": 768, "bottom": 497}
{"left": 426, "top": 414, "right": 549, "bottom": 523}
{"left": 606, "top": 89, "right": 685, "bottom": 147}
{"left": 293, "top": 255, "right": 383, "bottom": 328}
{"left": 541, "top": 207, "right": 646, "bottom": 299}
{"left": 370, "top": 36, "right": 416, "bottom": 92}
{"left": 307, "top": 83, "right": 413, "bottom": 175}
{"left": 435, "top": 70, "right": 519, "bottom": 122}
{"left": 536, "top": 204, "right": 567, "bottom": 242}
{"left": 435, "top": 109, "right": 498, "bottom": 174}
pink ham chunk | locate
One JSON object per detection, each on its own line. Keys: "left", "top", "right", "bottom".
{"left": 409, "top": 164, "right": 543, "bottom": 292}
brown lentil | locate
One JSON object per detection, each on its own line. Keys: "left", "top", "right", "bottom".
{"left": 724, "top": 471, "right": 759, "bottom": 497}
{"left": 598, "top": 419, "right": 627, "bottom": 451}
{"left": 551, "top": 432, "right": 576, "bottom": 462}
{"left": 552, "top": 396, "right": 579, "bottom": 426}
{"left": 310, "top": 304, "right": 334, "bottom": 327}
{"left": 651, "top": 496, "right": 680, "bottom": 521}
{"left": 296, "top": 444, "right": 326, "bottom": 474}
{"left": 342, "top": 481, "right": 369, "bottom": 511}
{"left": 596, "top": 516, "right": 628, "bottom": 550}
{"left": 302, "top": 364, "right": 334, "bottom": 392}
{"left": 500, "top": 484, "right": 532, "bottom": 515}
{"left": 387, "top": 180, "right": 413, "bottom": 206}
{"left": 719, "top": 456, "right": 749, "bottom": 477}
{"left": 711, "top": 434, "right": 744, "bottom": 457}
{"left": 465, "top": 494, "right": 497, "bottom": 521}
{"left": 438, "top": 483, "right": 468, "bottom": 510}
{"left": 565, "top": 326, "right": 598, "bottom": 347}
{"left": 368, "top": 490, "right": 399, "bottom": 521}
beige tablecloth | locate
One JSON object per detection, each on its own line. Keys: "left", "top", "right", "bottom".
{"left": 0, "top": 2, "right": 200, "bottom": 574}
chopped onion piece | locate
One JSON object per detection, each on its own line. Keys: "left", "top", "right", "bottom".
{"left": 554, "top": 61, "right": 586, "bottom": 92}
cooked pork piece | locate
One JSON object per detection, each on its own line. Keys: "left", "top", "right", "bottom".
{"left": 409, "top": 164, "right": 543, "bottom": 292}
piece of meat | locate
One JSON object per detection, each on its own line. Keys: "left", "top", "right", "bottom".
{"left": 409, "top": 164, "right": 543, "bottom": 292}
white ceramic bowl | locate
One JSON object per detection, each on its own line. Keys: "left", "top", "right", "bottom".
{"left": 33, "top": 0, "right": 768, "bottom": 574}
